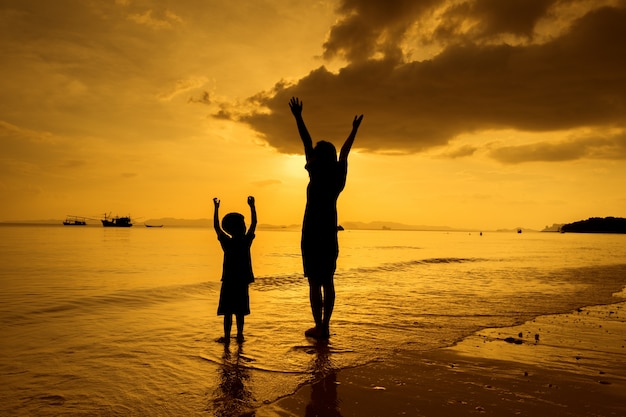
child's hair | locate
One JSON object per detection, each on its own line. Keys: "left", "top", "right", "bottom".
{"left": 314, "top": 141, "right": 337, "bottom": 164}
{"left": 222, "top": 212, "right": 246, "bottom": 237}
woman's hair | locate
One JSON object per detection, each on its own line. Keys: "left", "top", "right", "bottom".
{"left": 222, "top": 212, "right": 246, "bottom": 236}
{"left": 314, "top": 141, "right": 337, "bottom": 165}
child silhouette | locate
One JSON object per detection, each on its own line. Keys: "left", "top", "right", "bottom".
{"left": 213, "top": 196, "right": 257, "bottom": 344}
{"left": 289, "top": 97, "right": 363, "bottom": 339}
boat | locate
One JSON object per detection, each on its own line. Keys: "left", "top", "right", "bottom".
{"left": 63, "top": 216, "right": 87, "bottom": 226}
{"left": 145, "top": 224, "right": 163, "bottom": 228}
{"left": 101, "top": 213, "right": 133, "bottom": 227}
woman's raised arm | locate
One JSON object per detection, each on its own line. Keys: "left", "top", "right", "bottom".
{"left": 289, "top": 97, "right": 314, "bottom": 161}
{"left": 339, "top": 114, "right": 363, "bottom": 162}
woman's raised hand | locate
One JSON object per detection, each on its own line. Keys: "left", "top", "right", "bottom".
{"left": 289, "top": 97, "right": 303, "bottom": 116}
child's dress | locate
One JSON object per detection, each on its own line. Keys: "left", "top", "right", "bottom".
{"left": 217, "top": 233, "right": 255, "bottom": 315}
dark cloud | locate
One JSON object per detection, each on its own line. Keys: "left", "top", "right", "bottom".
{"left": 188, "top": 91, "right": 211, "bottom": 105}
{"left": 231, "top": 2, "right": 626, "bottom": 161}
{"left": 323, "top": 0, "right": 440, "bottom": 62}
{"left": 490, "top": 131, "right": 626, "bottom": 163}
{"left": 441, "top": 145, "right": 478, "bottom": 159}
{"left": 438, "top": 0, "right": 557, "bottom": 42}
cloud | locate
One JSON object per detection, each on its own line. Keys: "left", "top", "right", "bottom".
{"left": 0, "top": 120, "right": 57, "bottom": 144}
{"left": 323, "top": 0, "right": 441, "bottom": 63}
{"left": 440, "top": 144, "right": 478, "bottom": 159}
{"left": 228, "top": 1, "right": 626, "bottom": 161}
{"left": 433, "top": 0, "right": 557, "bottom": 43}
{"left": 127, "top": 9, "right": 183, "bottom": 30}
{"left": 157, "top": 76, "right": 209, "bottom": 102}
{"left": 490, "top": 130, "right": 626, "bottom": 163}
{"left": 188, "top": 91, "right": 211, "bottom": 105}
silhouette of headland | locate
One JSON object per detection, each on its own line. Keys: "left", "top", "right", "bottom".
{"left": 560, "top": 217, "right": 626, "bottom": 233}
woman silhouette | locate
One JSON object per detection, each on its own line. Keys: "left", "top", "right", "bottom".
{"left": 289, "top": 97, "right": 363, "bottom": 339}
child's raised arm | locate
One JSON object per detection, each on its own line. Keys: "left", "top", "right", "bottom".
{"left": 213, "top": 198, "right": 226, "bottom": 238}
{"left": 339, "top": 114, "right": 363, "bottom": 162}
{"left": 289, "top": 97, "right": 314, "bottom": 162}
{"left": 247, "top": 196, "right": 257, "bottom": 236}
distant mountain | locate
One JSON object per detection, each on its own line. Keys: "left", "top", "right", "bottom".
{"left": 495, "top": 227, "right": 539, "bottom": 233}
{"left": 144, "top": 217, "right": 211, "bottom": 227}
{"left": 144, "top": 218, "right": 299, "bottom": 229}
{"left": 0, "top": 219, "right": 63, "bottom": 225}
{"left": 541, "top": 223, "right": 565, "bottom": 232}
{"left": 341, "top": 221, "right": 457, "bottom": 231}
{"left": 560, "top": 217, "right": 626, "bottom": 234}
{"left": 0, "top": 217, "right": 536, "bottom": 232}
{"left": 144, "top": 218, "right": 460, "bottom": 231}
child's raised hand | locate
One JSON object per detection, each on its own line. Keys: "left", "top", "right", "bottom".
{"left": 213, "top": 198, "right": 220, "bottom": 207}
{"left": 353, "top": 114, "right": 363, "bottom": 130}
{"left": 247, "top": 196, "right": 255, "bottom": 206}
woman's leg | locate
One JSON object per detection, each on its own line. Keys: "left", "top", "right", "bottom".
{"left": 307, "top": 279, "right": 323, "bottom": 336}
{"left": 235, "top": 314, "right": 245, "bottom": 343}
{"left": 223, "top": 314, "right": 233, "bottom": 342}
{"left": 321, "top": 279, "right": 335, "bottom": 337}
{"left": 306, "top": 276, "right": 335, "bottom": 339}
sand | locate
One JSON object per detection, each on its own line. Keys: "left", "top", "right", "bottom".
{"left": 256, "top": 302, "right": 626, "bottom": 417}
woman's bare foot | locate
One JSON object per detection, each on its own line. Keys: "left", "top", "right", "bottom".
{"left": 305, "top": 326, "right": 319, "bottom": 337}
{"left": 305, "top": 326, "right": 329, "bottom": 339}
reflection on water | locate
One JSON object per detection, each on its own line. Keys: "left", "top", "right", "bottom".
{"left": 2, "top": 226, "right": 626, "bottom": 415}
{"left": 212, "top": 343, "right": 255, "bottom": 417}
{"left": 306, "top": 341, "right": 342, "bottom": 417}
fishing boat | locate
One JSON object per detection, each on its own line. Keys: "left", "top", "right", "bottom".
{"left": 145, "top": 224, "right": 163, "bottom": 228}
{"left": 101, "top": 213, "right": 133, "bottom": 227}
{"left": 63, "top": 216, "right": 87, "bottom": 226}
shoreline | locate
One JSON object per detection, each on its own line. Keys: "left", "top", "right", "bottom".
{"left": 257, "top": 301, "right": 626, "bottom": 417}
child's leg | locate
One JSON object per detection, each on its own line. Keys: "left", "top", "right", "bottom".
{"left": 223, "top": 314, "right": 233, "bottom": 341}
{"left": 235, "top": 314, "right": 245, "bottom": 342}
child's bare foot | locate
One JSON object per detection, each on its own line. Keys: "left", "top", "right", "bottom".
{"left": 216, "top": 336, "right": 230, "bottom": 345}
{"left": 236, "top": 334, "right": 244, "bottom": 344}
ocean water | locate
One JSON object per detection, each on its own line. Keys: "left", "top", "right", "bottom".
{"left": 1, "top": 224, "right": 625, "bottom": 416}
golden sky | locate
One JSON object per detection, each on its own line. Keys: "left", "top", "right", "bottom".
{"left": 1, "top": 0, "right": 625, "bottom": 230}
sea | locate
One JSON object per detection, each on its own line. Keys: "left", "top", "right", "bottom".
{"left": 1, "top": 224, "right": 625, "bottom": 416}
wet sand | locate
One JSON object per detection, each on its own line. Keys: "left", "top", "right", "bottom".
{"left": 257, "top": 302, "right": 626, "bottom": 417}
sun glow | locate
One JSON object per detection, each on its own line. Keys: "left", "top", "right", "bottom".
{"left": 281, "top": 154, "right": 306, "bottom": 179}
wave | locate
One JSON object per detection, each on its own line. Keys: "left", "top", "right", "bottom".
{"left": 370, "top": 245, "right": 422, "bottom": 250}
{"left": 2, "top": 281, "right": 221, "bottom": 324}
{"left": 251, "top": 257, "right": 484, "bottom": 291}
{"left": 343, "top": 257, "right": 484, "bottom": 275}
{"left": 253, "top": 273, "right": 305, "bottom": 291}
{"left": 197, "top": 354, "right": 309, "bottom": 375}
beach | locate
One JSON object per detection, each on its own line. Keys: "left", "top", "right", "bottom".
{"left": 2, "top": 226, "right": 626, "bottom": 416}
{"left": 258, "top": 302, "right": 626, "bottom": 417}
